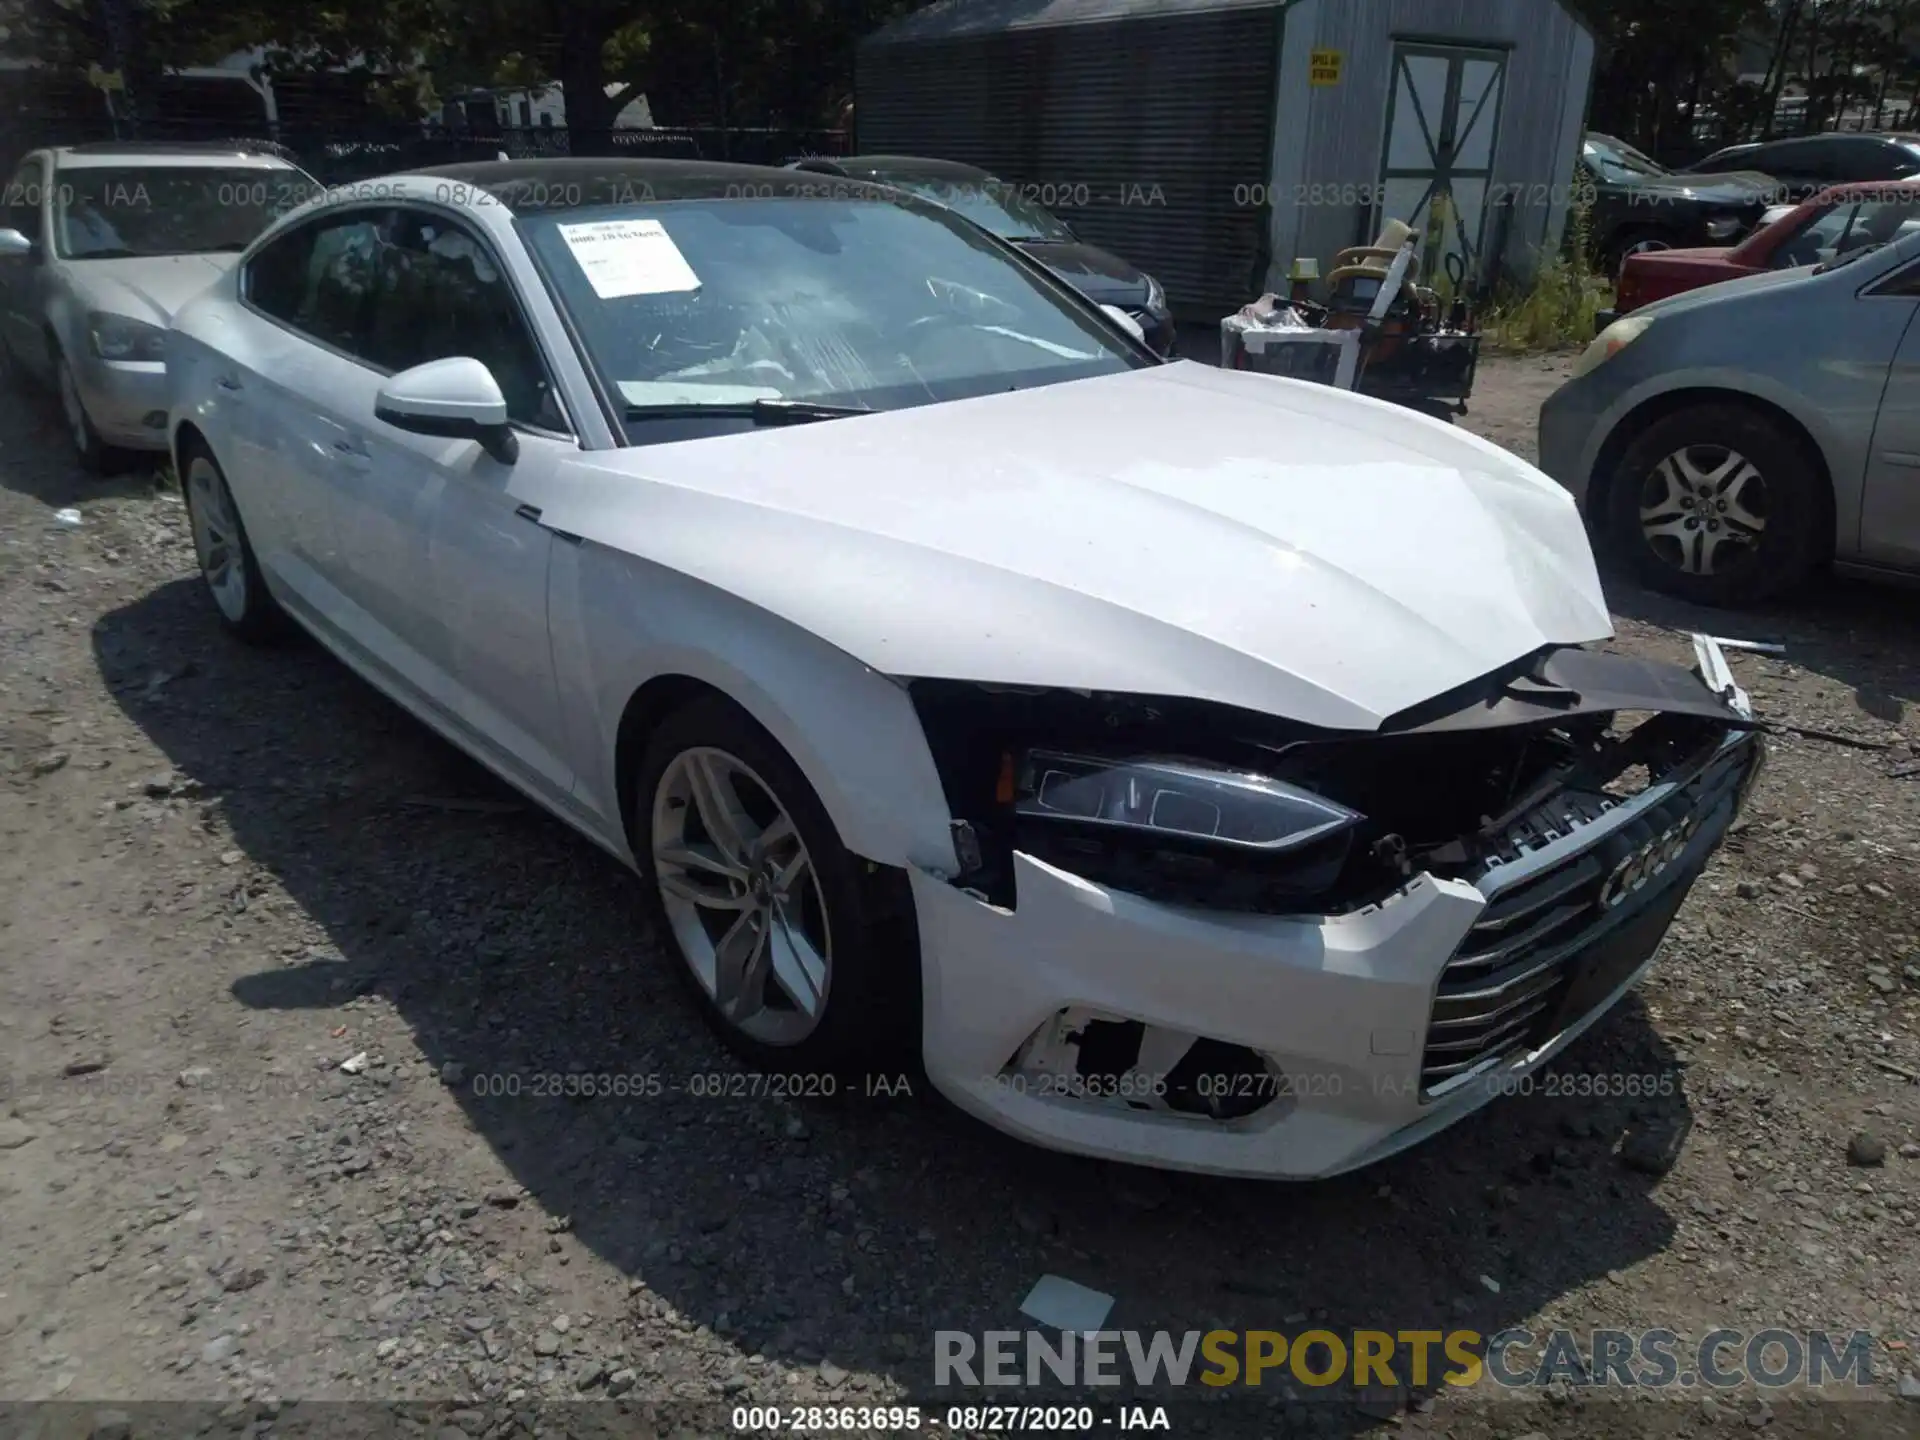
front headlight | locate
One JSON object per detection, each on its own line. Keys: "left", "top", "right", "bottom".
{"left": 1704, "top": 214, "right": 1744, "bottom": 240}
{"left": 88, "top": 313, "right": 167, "bottom": 363}
{"left": 1018, "top": 750, "right": 1358, "bottom": 851}
{"left": 1142, "top": 273, "right": 1167, "bottom": 316}
{"left": 1571, "top": 313, "right": 1654, "bottom": 380}
{"left": 1011, "top": 749, "right": 1364, "bottom": 911}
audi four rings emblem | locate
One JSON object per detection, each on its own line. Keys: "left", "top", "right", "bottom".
{"left": 1598, "top": 817, "right": 1701, "bottom": 909}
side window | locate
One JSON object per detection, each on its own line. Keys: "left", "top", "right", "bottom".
{"left": 1874, "top": 259, "right": 1920, "bottom": 297}
{"left": 362, "top": 209, "right": 565, "bottom": 431}
{"left": 2, "top": 159, "right": 45, "bottom": 241}
{"left": 1845, "top": 139, "right": 1905, "bottom": 183}
{"left": 244, "top": 209, "right": 386, "bottom": 358}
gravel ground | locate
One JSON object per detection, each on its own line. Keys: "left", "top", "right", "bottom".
{"left": 3, "top": 354, "right": 1920, "bottom": 1440}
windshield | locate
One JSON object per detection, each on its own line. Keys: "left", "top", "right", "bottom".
{"left": 519, "top": 195, "right": 1143, "bottom": 444}
{"left": 54, "top": 166, "right": 313, "bottom": 260}
{"left": 868, "top": 174, "right": 1075, "bottom": 242}
{"left": 1583, "top": 136, "right": 1671, "bottom": 183}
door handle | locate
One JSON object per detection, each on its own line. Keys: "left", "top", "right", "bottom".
{"left": 330, "top": 438, "right": 372, "bottom": 468}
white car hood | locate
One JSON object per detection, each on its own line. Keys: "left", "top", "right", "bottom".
{"left": 69, "top": 253, "right": 236, "bottom": 325}
{"left": 550, "top": 362, "right": 1612, "bottom": 731}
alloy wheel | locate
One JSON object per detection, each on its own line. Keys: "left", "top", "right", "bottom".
{"left": 651, "top": 746, "right": 833, "bottom": 1046}
{"left": 1638, "top": 443, "right": 1767, "bottom": 577}
{"left": 187, "top": 457, "right": 251, "bottom": 622}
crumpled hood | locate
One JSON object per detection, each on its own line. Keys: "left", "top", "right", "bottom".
{"left": 69, "top": 253, "right": 235, "bottom": 325}
{"left": 547, "top": 362, "right": 1612, "bottom": 732}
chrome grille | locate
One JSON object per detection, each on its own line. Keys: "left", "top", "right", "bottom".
{"left": 1420, "top": 737, "right": 1755, "bottom": 1096}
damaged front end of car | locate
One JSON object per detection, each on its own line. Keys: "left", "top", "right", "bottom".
{"left": 905, "top": 637, "right": 1762, "bottom": 1165}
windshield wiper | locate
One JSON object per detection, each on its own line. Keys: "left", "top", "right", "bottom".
{"left": 622, "top": 397, "right": 874, "bottom": 425}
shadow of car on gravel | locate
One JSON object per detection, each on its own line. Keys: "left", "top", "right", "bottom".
{"left": 1598, "top": 564, "right": 1919, "bottom": 733}
{"left": 96, "top": 575, "right": 1696, "bottom": 1433}
{"left": 0, "top": 382, "right": 171, "bottom": 507}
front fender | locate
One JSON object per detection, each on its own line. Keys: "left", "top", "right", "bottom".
{"left": 555, "top": 540, "right": 961, "bottom": 876}
{"left": 1579, "top": 365, "right": 1857, "bottom": 527}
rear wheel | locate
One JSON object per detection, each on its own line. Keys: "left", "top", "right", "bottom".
{"left": 1606, "top": 403, "right": 1825, "bottom": 607}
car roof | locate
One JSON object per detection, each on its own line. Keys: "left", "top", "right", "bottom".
{"left": 53, "top": 141, "right": 298, "bottom": 170}
{"left": 832, "top": 155, "right": 994, "bottom": 180}
{"left": 1744, "top": 131, "right": 1908, "bottom": 149}
{"left": 401, "top": 157, "right": 901, "bottom": 210}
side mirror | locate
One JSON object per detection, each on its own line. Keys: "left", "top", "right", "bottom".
{"left": 0, "top": 227, "right": 35, "bottom": 259}
{"left": 1100, "top": 303, "right": 1146, "bottom": 344}
{"left": 374, "top": 356, "right": 518, "bottom": 464}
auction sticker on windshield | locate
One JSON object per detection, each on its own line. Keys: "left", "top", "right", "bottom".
{"left": 558, "top": 218, "right": 701, "bottom": 298}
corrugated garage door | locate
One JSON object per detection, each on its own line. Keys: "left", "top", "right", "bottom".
{"left": 857, "top": 9, "right": 1281, "bottom": 318}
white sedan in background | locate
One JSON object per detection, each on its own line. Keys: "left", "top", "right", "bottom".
{"left": 166, "top": 160, "right": 1762, "bottom": 1178}
{"left": 0, "top": 140, "right": 314, "bottom": 469}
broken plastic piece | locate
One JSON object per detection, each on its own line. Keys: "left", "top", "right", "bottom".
{"left": 1690, "top": 633, "right": 1752, "bottom": 720}
{"left": 339, "top": 1052, "right": 370, "bottom": 1075}
{"left": 1700, "top": 635, "right": 1786, "bottom": 655}
{"left": 52, "top": 507, "right": 82, "bottom": 527}
{"left": 1019, "top": 1275, "right": 1115, "bottom": 1333}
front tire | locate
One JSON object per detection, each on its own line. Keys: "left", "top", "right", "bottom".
{"left": 634, "top": 694, "right": 915, "bottom": 1077}
{"left": 1604, "top": 226, "right": 1674, "bottom": 278}
{"left": 55, "top": 349, "right": 113, "bottom": 474}
{"left": 1606, "top": 403, "right": 1825, "bottom": 607}
{"left": 181, "top": 445, "right": 289, "bottom": 642}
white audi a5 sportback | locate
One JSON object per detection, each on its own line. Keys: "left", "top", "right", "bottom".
{"left": 167, "top": 160, "right": 1763, "bottom": 1179}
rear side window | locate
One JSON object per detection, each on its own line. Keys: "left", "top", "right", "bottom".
{"left": 1693, "top": 147, "right": 1756, "bottom": 174}
{"left": 243, "top": 209, "right": 386, "bottom": 356}
{"left": 1748, "top": 139, "right": 1826, "bottom": 175}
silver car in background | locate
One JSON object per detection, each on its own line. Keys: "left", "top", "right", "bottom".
{"left": 1538, "top": 227, "right": 1920, "bottom": 607}
{"left": 0, "top": 141, "right": 316, "bottom": 471}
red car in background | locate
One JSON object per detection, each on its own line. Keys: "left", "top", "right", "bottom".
{"left": 1595, "top": 180, "right": 1920, "bottom": 329}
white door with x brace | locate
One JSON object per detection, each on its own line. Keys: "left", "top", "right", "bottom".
{"left": 1376, "top": 43, "right": 1507, "bottom": 293}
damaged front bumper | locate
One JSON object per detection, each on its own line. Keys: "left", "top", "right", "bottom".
{"left": 910, "top": 638, "right": 1763, "bottom": 1179}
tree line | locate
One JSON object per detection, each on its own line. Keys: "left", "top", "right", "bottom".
{"left": 1, "top": 0, "right": 1916, "bottom": 155}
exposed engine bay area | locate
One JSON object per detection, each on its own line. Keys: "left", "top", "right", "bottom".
{"left": 908, "top": 643, "right": 1757, "bottom": 915}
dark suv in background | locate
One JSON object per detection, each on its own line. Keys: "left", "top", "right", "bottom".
{"left": 1683, "top": 131, "right": 1920, "bottom": 204}
{"left": 1579, "top": 132, "right": 1777, "bottom": 274}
